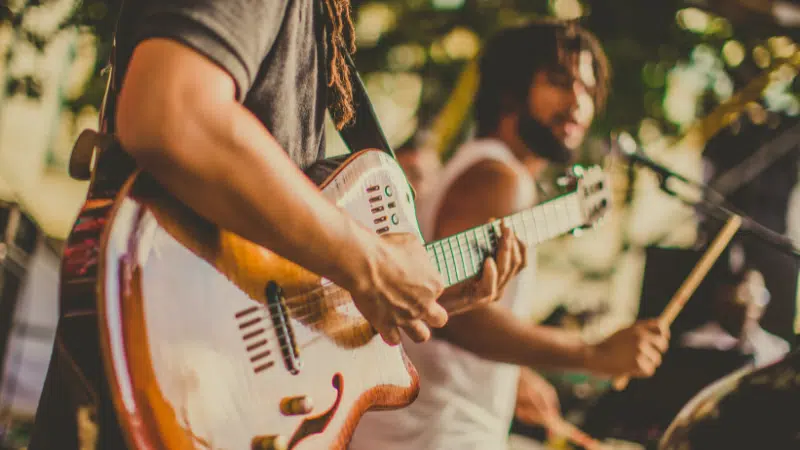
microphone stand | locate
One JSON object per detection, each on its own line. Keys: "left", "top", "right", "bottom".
{"left": 624, "top": 151, "right": 800, "bottom": 261}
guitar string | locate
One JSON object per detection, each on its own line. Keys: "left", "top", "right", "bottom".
{"left": 153, "top": 195, "right": 590, "bottom": 370}
{"left": 230, "top": 196, "right": 586, "bottom": 340}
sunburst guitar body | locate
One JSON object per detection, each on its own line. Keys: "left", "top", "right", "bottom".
{"left": 70, "top": 148, "right": 609, "bottom": 449}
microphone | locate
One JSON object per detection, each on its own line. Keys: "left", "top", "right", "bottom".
{"left": 609, "top": 131, "right": 800, "bottom": 259}
{"left": 610, "top": 132, "right": 694, "bottom": 192}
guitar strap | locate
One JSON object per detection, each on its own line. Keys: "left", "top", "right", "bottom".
{"left": 336, "top": 51, "right": 396, "bottom": 159}
{"left": 68, "top": 4, "right": 395, "bottom": 184}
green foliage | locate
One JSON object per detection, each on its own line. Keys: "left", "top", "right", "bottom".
{"left": 3, "top": 0, "right": 797, "bottom": 139}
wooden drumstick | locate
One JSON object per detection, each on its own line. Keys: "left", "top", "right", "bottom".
{"left": 611, "top": 214, "right": 743, "bottom": 390}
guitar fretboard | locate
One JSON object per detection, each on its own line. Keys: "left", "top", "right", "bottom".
{"left": 424, "top": 192, "right": 583, "bottom": 288}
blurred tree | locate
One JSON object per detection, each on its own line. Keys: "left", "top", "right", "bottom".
{"left": 6, "top": 0, "right": 790, "bottom": 148}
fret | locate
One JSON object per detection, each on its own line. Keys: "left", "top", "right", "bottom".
{"left": 435, "top": 242, "right": 454, "bottom": 285}
{"left": 522, "top": 210, "right": 537, "bottom": 245}
{"left": 446, "top": 238, "right": 460, "bottom": 282}
{"left": 456, "top": 235, "right": 469, "bottom": 282}
{"left": 434, "top": 242, "right": 450, "bottom": 283}
{"left": 427, "top": 246, "right": 439, "bottom": 272}
{"left": 488, "top": 221, "right": 499, "bottom": 254}
{"left": 475, "top": 227, "right": 488, "bottom": 262}
{"left": 518, "top": 211, "right": 531, "bottom": 245}
{"left": 555, "top": 198, "right": 569, "bottom": 235}
{"left": 563, "top": 197, "right": 576, "bottom": 232}
{"left": 430, "top": 243, "right": 443, "bottom": 284}
{"left": 533, "top": 206, "right": 547, "bottom": 243}
{"left": 545, "top": 202, "right": 558, "bottom": 239}
{"left": 568, "top": 195, "right": 583, "bottom": 227}
{"left": 454, "top": 234, "right": 467, "bottom": 280}
{"left": 565, "top": 198, "right": 576, "bottom": 230}
{"left": 424, "top": 192, "right": 589, "bottom": 288}
{"left": 472, "top": 231, "right": 483, "bottom": 273}
{"left": 472, "top": 229, "right": 484, "bottom": 272}
{"left": 449, "top": 236, "right": 464, "bottom": 283}
{"left": 460, "top": 232, "right": 478, "bottom": 277}
{"left": 471, "top": 232, "right": 482, "bottom": 276}
{"left": 511, "top": 216, "right": 525, "bottom": 243}
{"left": 481, "top": 223, "right": 492, "bottom": 256}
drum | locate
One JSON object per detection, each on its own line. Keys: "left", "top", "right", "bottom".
{"left": 660, "top": 349, "right": 800, "bottom": 450}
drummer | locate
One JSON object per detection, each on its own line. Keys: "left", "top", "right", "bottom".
{"left": 582, "top": 248, "right": 790, "bottom": 447}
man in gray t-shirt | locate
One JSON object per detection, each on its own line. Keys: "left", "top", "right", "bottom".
{"left": 113, "top": 0, "right": 330, "bottom": 170}
{"left": 27, "top": 1, "right": 526, "bottom": 448}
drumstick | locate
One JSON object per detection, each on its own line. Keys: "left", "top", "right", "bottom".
{"left": 612, "top": 214, "right": 743, "bottom": 391}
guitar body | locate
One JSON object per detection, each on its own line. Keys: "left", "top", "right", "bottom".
{"left": 92, "top": 149, "right": 421, "bottom": 449}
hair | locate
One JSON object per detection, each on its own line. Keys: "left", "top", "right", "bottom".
{"left": 474, "top": 18, "right": 611, "bottom": 136}
{"left": 322, "top": 0, "right": 357, "bottom": 129}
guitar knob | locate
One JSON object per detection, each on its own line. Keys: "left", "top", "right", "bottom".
{"left": 280, "top": 395, "right": 314, "bottom": 415}
{"left": 252, "top": 434, "right": 288, "bottom": 450}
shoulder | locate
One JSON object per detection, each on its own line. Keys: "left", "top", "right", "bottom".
{"left": 120, "top": 0, "right": 292, "bottom": 102}
{"left": 432, "top": 157, "right": 530, "bottom": 237}
{"left": 454, "top": 158, "right": 525, "bottom": 200}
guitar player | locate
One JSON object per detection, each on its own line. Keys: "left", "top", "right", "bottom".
{"left": 28, "top": 1, "right": 529, "bottom": 448}
{"left": 350, "top": 20, "right": 670, "bottom": 450}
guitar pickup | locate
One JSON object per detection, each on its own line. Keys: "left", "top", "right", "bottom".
{"left": 265, "top": 282, "right": 302, "bottom": 375}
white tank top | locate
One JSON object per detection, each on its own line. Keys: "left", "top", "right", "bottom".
{"left": 350, "top": 139, "right": 538, "bottom": 450}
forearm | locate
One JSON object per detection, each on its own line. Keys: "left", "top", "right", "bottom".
{"left": 117, "top": 82, "right": 377, "bottom": 292}
{"left": 436, "top": 304, "right": 592, "bottom": 372}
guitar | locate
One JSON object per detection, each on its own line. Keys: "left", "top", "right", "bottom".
{"left": 65, "top": 147, "right": 609, "bottom": 450}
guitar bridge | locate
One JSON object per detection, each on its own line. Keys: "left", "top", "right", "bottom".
{"left": 266, "top": 281, "right": 302, "bottom": 375}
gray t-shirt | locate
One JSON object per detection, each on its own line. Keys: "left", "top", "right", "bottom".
{"left": 114, "top": 0, "right": 328, "bottom": 169}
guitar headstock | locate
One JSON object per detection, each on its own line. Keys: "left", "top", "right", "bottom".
{"left": 571, "top": 165, "right": 611, "bottom": 230}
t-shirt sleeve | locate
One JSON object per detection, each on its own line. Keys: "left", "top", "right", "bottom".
{"left": 132, "top": 0, "right": 290, "bottom": 101}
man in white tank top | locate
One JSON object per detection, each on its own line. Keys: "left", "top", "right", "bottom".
{"left": 350, "top": 20, "right": 670, "bottom": 450}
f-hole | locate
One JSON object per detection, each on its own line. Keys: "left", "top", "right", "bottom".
{"left": 286, "top": 373, "right": 344, "bottom": 449}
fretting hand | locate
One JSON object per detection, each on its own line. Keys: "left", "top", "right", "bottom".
{"left": 438, "top": 219, "right": 528, "bottom": 316}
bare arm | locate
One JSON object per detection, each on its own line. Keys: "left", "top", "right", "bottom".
{"left": 432, "top": 161, "right": 669, "bottom": 376}
{"left": 432, "top": 160, "right": 589, "bottom": 370}
{"left": 115, "top": 39, "right": 446, "bottom": 343}
{"left": 438, "top": 305, "right": 593, "bottom": 371}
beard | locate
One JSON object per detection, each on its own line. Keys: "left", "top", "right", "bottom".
{"left": 517, "top": 110, "right": 573, "bottom": 164}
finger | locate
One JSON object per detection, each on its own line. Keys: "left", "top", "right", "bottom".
{"left": 377, "top": 324, "right": 402, "bottom": 346}
{"left": 634, "top": 354, "right": 657, "bottom": 377}
{"left": 495, "top": 224, "right": 514, "bottom": 286}
{"left": 640, "top": 323, "right": 670, "bottom": 353}
{"left": 548, "top": 388, "right": 562, "bottom": 415}
{"left": 639, "top": 341, "right": 663, "bottom": 368}
{"left": 642, "top": 318, "right": 670, "bottom": 339}
{"left": 518, "top": 238, "right": 529, "bottom": 271}
{"left": 651, "top": 333, "right": 670, "bottom": 354}
{"left": 421, "top": 301, "right": 449, "bottom": 328}
{"left": 401, "top": 319, "right": 432, "bottom": 343}
{"left": 509, "top": 234, "right": 523, "bottom": 277}
{"left": 477, "top": 257, "right": 499, "bottom": 300}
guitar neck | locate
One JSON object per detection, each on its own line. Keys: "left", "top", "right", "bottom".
{"left": 424, "top": 191, "right": 583, "bottom": 288}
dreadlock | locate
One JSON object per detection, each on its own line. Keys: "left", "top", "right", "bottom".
{"left": 322, "top": 0, "right": 357, "bottom": 129}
